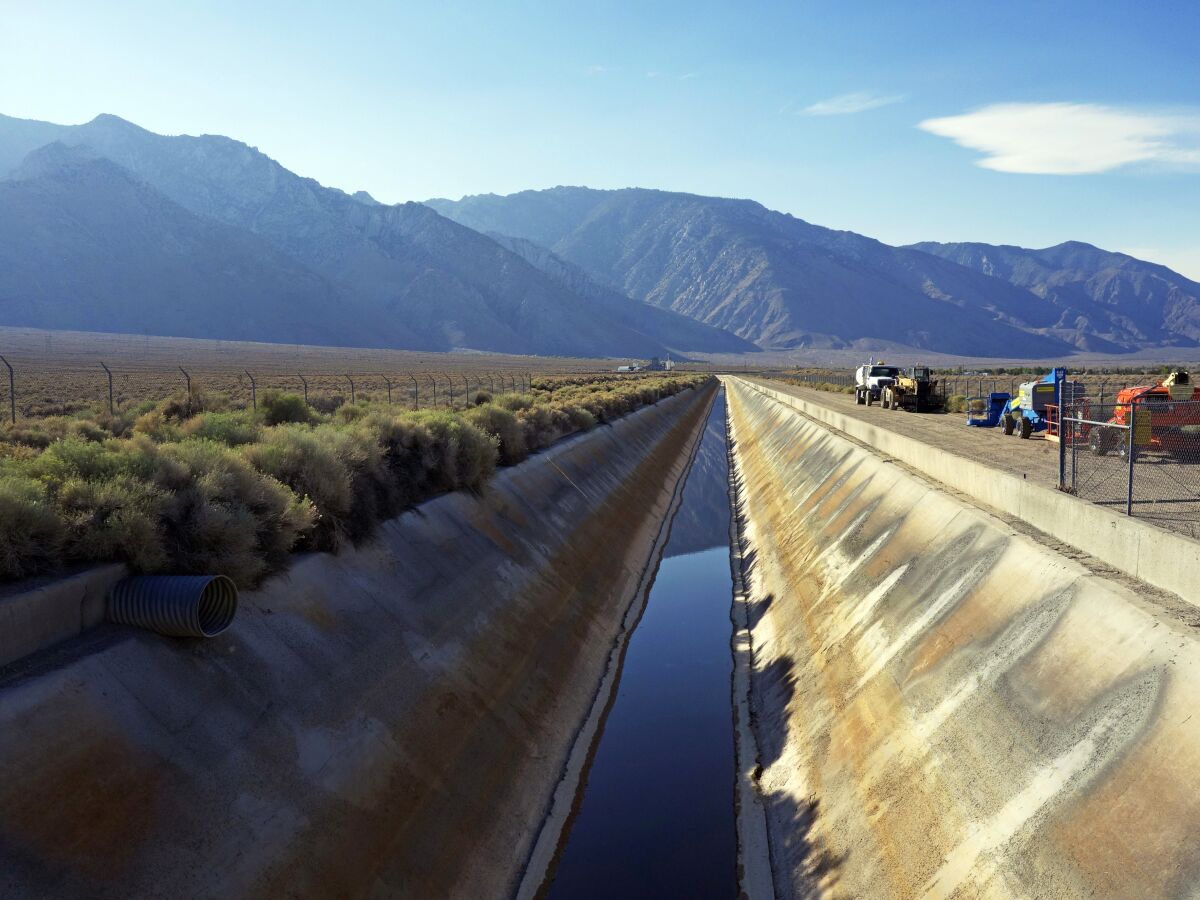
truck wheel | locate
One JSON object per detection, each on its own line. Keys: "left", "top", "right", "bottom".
{"left": 1089, "top": 430, "right": 1108, "bottom": 457}
{"left": 1019, "top": 417, "right": 1033, "bottom": 439}
{"left": 856, "top": 390, "right": 865, "bottom": 405}
{"left": 881, "top": 390, "right": 890, "bottom": 409}
{"left": 867, "top": 392, "right": 874, "bottom": 407}
{"left": 1002, "top": 414, "right": 1016, "bottom": 435}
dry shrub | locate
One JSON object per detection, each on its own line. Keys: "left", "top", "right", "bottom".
{"left": 465, "top": 404, "right": 527, "bottom": 465}
{"left": 10, "top": 435, "right": 313, "bottom": 586}
{"left": 260, "top": 390, "right": 314, "bottom": 426}
{"left": 405, "top": 410, "right": 497, "bottom": 492}
{"left": 182, "top": 411, "right": 262, "bottom": 446}
{"left": 0, "top": 373, "right": 706, "bottom": 585}
{"left": 56, "top": 474, "right": 167, "bottom": 571}
{"left": 495, "top": 393, "right": 534, "bottom": 412}
{"left": 946, "top": 394, "right": 969, "bottom": 413}
{"left": 242, "top": 425, "right": 357, "bottom": 552}
{"left": 156, "top": 440, "right": 315, "bottom": 585}
{"left": 0, "top": 475, "right": 65, "bottom": 579}
{"left": 307, "top": 392, "right": 346, "bottom": 415}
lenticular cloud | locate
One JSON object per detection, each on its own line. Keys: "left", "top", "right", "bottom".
{"left": 919, "top": 102, "right": 1200, "bottom": 174}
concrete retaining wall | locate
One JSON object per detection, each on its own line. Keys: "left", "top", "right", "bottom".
{"left": 0, "top": 564, "right": 127, "bottom": 669}
{"left": 726, "top": 377, "right": 1200, "bottom": 898}
{"left": 736, "top": 377, "right": 1200, "bottom": 605}
{"left": 0, "top": 382, "right": 715, "bottom": 899}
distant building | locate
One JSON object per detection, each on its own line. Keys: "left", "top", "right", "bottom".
{"left": 616, "top": 354, "right": 674, "bottom": 373}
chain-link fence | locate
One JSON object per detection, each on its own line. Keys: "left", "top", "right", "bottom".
{"left": 1061, "top": 394, "right": 1200, "bottom": 538}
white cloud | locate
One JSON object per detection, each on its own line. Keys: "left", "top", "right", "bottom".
{"left": 679, "top": 72, "right": 700, "bottom": 81}
{"left": 919, "top": 102, "right": 1200, "bottom": 175}
{"left": 802, "top": 91, "right": 905, "bottom": 116}
{"left": 585, "top": 65, "right": 608, "bottom": 76}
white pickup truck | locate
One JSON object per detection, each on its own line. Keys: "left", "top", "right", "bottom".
{"left": 854, "top": 364, "right": 900, "bottom": 406}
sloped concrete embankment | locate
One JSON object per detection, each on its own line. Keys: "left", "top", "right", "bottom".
{"left": 725, "top": 376, "right": 1200, "bottom": 898}
{"left": 0, "top": 382, "right": 715, "bottom": 899}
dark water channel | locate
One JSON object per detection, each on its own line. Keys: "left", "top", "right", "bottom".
{"left": 542, "top": 390, "right": 736, "bottom": 899}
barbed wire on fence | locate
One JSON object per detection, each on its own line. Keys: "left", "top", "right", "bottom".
{"left": 0, "top": 357, "right": 671, "bottom": 423}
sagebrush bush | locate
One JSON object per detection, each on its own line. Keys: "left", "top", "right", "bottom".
{"left": 0, "top": 373, "right": 707, "bottom": 584}
{"left": 307, "top": 393, "right": 346, "bottom": 415}
{"left": 495, "top": 393, "right": 534, "bottom": 412}
{"left": 260, "top": 390, "right": 314, "bottom": 426}
{"left": 242, "top": 425, "right": 357, "bottom": 551}
{"left": 132, "top": 409, "right": 182, "bottom": 442}
{"left": 408, "top": 411, "right": 498, "bottom": 492}
{"left": 182, "top": 411, "right": 262, "bottom": 446}
{"left": 156, "top": 439, "right": 315, "bottom": 585}
{"left": 56, "top": 474, "right": 167, "bottom": 571}
{"left": 157, "top": 391, "right": 223, "bottom": 422}
{"left": 0, "top": 475, "right": 65, "bottom": 579}
{"left": 465, "top": 404, "right": 527, "bottom": 465}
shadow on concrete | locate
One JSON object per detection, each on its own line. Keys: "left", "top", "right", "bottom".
{"left": 766, "top": 792, "right": 848, "bottom": 895}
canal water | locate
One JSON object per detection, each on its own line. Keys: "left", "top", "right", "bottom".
{"left": 542, "top": 390, "right": 736, "bottom": 899}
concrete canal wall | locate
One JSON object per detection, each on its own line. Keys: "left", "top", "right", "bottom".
{"left": 725, "top": 375, "right": 1200, "bottom": 898}
{"left": 0, "top": 381, "right": 715, "bottom": 899}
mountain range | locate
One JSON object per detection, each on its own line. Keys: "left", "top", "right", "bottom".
{"left": 428, "top": 188, "right": 1200, "bottom": 356}
{"left": 2, "top": 111, "right": 1198, "bottom": 359}
{"left": 0, "top": 113, "right": 750, "bottom": 358}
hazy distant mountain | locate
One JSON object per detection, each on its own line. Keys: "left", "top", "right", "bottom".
{"left": 0, "top": 113, "right": 740, "bottom": 358}
{"left": 0, "top": 143, "right": 389, "bottom": 347}
{"left": 487, "top": 233, "right": 755, "bottom": 354}
{"left": 909, "top": 240, "right": 1200, "bottom": 352}
{"left": 427, "top": 187, "right": 1075, "bottom": 357}
{"left": 0, "top": 113, "right": 67, "bottom": 176}
{"left": 6, "top": 111, "right": 1194, "bottom": 360}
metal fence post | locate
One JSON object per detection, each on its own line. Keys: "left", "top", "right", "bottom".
{"left": 409, "top": 374, "right": 419, "bottom": 410}
{"left": 244, "top": 370, "right": 256, "bottom": 411}
{"left": 298, "top": 374, "right": 309, "bottom": 406}
{"left": 344, "top": 374, "right": 356, "bottom": 404}
{"left": 1058, "top": 409, "right": 1067, "bottom": 489}
{"left": 179, "top": 366, "right": 192, "bottom": 398}
{"left": 0, "top": 355, "right": 13, "bottom": 424}
{"left": 383, "top": 375, "right": 393, "bottom": 405}
{"left": 100, "top": 361, "right": 114, "bottom": 415}
{"left": 1127, "top": 399, "right": 1137, "bottom": 516}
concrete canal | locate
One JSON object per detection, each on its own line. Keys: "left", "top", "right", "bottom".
{"left": 541, "top": 391, "right": 737, "bottom": 899}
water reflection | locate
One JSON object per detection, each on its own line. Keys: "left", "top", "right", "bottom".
{"left": 664, "top": 392, "right": 731, "bottom": 558}
{"left": 542, "top": 389, "right": 736, "bottom": 900}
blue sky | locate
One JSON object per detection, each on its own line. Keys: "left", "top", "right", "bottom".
{"left": 3, "top": 0, "right": 1198, "bottom": 277}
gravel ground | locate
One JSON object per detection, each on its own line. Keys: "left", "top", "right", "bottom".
{"left": 757, "top": 379, "right": 1062, "bottom": 484}
{"left": 755, "top": 378, "right": 1200, "bottom": 542}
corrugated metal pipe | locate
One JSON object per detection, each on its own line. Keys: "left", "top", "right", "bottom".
{"left": 107, "top": 575, "right": 239, "bottom": 638}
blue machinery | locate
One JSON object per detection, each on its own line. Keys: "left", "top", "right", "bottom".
{"left": 965, "top": 367, "right": 1080, "bottom": 438}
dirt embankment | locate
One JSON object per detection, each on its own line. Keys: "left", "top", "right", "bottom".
{"left": 726, "top": 376, "right": 1200, "bottom": 898}
{"left": 0, "top": 382, "right": 715, "bottom": 899}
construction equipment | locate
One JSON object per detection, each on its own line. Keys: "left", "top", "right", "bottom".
{"left": 966, "top": 392, "right": 1011, "bottom": 427}
{"left": 999, "top": 367, "right": 1084, "bottom": 439}
{"left": 881, "top": 366, "right": 945, "bottom": 412}
{"left": 854, "top": 362, "right": 900, "bottom": 406}
{"left": 1089, "top": 370, "right": 1200, "bottom": 457}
